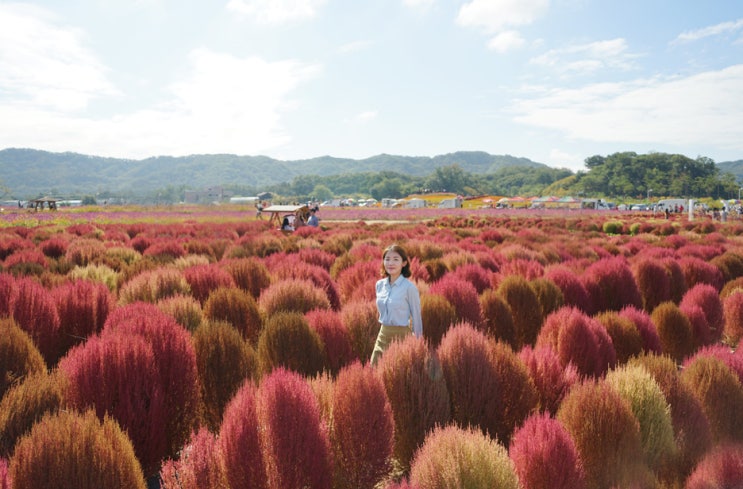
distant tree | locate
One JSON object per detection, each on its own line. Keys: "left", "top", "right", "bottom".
{"left": 370, "top": 178, "right": 403, "bottom": 200}
{"left": 311, "top": 184, "right": 333, "bottom": 202}
{"left": 82, "top": 195, "right": 97, "bottom": 205}
{"left": 427, "top": 164, "right": 469, "bottom": 193}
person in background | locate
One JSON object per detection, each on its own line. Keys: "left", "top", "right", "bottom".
{"left": 281, "top": 216, "right": 294, "bottom": 231}
{"left": 370, "top": 244, "right": 422, "bottom": 366}
{"left": 307, "top": 208, "right": 319, "bottom": 227}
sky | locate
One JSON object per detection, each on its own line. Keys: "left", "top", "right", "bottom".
{"left": 1, "top": 1, "right": 742, "bottom": 172}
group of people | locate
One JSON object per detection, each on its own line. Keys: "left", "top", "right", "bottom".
{"left": 281, "top": 207, "right": 319, "bottom": 231}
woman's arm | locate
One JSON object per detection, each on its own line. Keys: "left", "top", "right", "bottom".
{"left": 408, "top": 284, "right": 422, "bottom": 338}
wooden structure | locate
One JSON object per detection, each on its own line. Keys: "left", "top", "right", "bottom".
{"left": 29, "top": 197, "right": 59, "bottom": 211}
{"left": 261, "top": 204, "right": 310, "bottom": 229}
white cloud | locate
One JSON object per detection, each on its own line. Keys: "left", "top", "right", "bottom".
{"left": 510, "top": 64, "right": 743, "bottom": 152}
{"left": 226, "top": 0, "right": 327, "bottom": 24}
{"left": 673, "top": 18, "right": 743, "bottom": 43}
{"left": 338, "top": 40, "right": 374, "bottom": 54}
{"left": 456, "top": 0, "right": 549, "bottom": 33}
{"left": 0, "top": 46, "right": 321, "bottom": 158}
{"left": 353, "top": 110, "right": 378, "bottom": 123}
{"left": 487, "top": 30, "right": 525, "bottom": 53}
{"left": 548, "top": 148, "right": 584, "bottom": 171}
{"left": 530, "top": 38, "right": 639, "bottom": 74}
{"left": 0, "top": 3, "right": 118, "bottom": 111}
{"left": 403, "top": 0, "right": 435, "bottom": 10}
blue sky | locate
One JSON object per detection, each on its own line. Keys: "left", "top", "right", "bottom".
{"left": 1, "top": 0, "right": 742, "bottom": 171}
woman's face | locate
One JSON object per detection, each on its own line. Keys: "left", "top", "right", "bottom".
{"left": 383, "top": 250, "right": 406, "bottom": 277}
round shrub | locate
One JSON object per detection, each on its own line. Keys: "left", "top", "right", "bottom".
{"left": 9, "top": 409, "right": 146, "bottom": 489}
{"left": 218, "top": 381, "right": 267, "bottom": 489}
{"left": 496, "top": 274, "right": 543, "bottom": 349}
{"left": 183, "top": 263, "right": 236, "bottom": 304}
{"left": 605, "top": 365, "right": 676, "bottom": 471}
{"left": 450, "top": 263, "right": 492, "bottom": 294}
{"left": 257, "top": 311, "right": 325, "bottom": 377}
{"left": 118, "top": 267, "right": 191, "bottom": 304}
{"left": 193, "top": 320, "right": 258, "bottom": 431}
{"left": 557, "top": 380, "right": 649, "bottom": 489}
{"left": 479, "top": 288, "right": 516, "bottom": 347}
{"left": 652, "top": 302, "right": 695, "bottom": 363}
{"left": 10, "top": 276, "right": 61, "bottom": 366}
{"left": 430, "top": 274, "right": 483, "bottom": 329}
{"left": 259, "top": 278, "right": 331, "bottom": 317}
{"left": 102, "top": 303, "right": 201, "bottom": 470}
{"left": 409, "top": 424, "right": 519, "bottom": 489}
{"left": 437, "top": 323, "right": 537, "bottom": 444}
{"left": 679, "top": 256, "right": 724, "bottom": 291}
{"left": 420, "top": 293, "right": 457, "bottom": 349}
{"left": 204, "top": 286, "right": 263, "bottom": 343}
{"left": 710, "top": 251, "right": 743, "bottom": 283}
{"left": 157, "top": 294, "right": 203, "bottom": 332}
{"left": 581, "top": 256, "right": 642, "bottom": 314}
{"left": 680, "top": 355, "right": 743, "bottom": 444}
{"left": 376, "top": 336, "right": 450, "bottom": 471}
{"left": 723, "top": 291, "right": 743, "bottom": 346}
{"left": 680, "top": 302, "right": 712, "bottom": 349}
{"left": 160, "top": 428, "right": 228, "bottom": 489}
{"left": 509, "top": 413, "right": 587, "bottom": 489}
{"left": 41, "top": 238, "right": 69, "bottom": 259}
{"left": 305, "top": 308, "right": 354, "bottom": 374}
{"left": 269, "top": 259, "right": 341, "bottom": 311}
{"left": 0, "top": 370, "right": 63, "bottom": 458}
{"left": 0, "top": 317, "right": 46, "bottom": 400}
{"left": 256, "top": 368, "right": 333, "bottom": 489}
{"left": 331, "top": 362, "right": 394, "bottom": 489}
{"left": 618, "top": 305, "right": 662, "bottom": 354}
{"left": 536, "top": 306, "right": 616, "bottom": 378}
{"left": 529, "top": 277, "right": 565, "bottom": 319}
{"left": 686, "top": 443, "right": 743, "bottom": 489}
{"left": 342, "top": 300, "right": 379, "bottom": 363}
{"left": 680, "top": 283, "right": 724, "bottom": 344}
{"left": 52, "top": 279, "right": 113, "bottom": 360}
{"left": 336, "top": 260, "right": 379, "bottom": 305}
{"left": 633, "top": 258, "right": 672, "bottom": 312}
{"left": 223, "top": 257, "right": 272, "bottom": 299}
{"left": 595, "top": 311, "right": 644, "bottom": 364}
{"left": 544, "top": 266, "right": 593, "bottom": 314}
{"left": 518, "top": 345, "right": 579, "bottom": 415}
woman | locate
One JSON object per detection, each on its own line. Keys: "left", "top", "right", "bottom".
{"left": 370, "top": 244, "right": 423, "bottom": 366}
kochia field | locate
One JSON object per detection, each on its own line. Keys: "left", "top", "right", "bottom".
{"left": 1, "top": 204, "right": 743, "bottom": 489}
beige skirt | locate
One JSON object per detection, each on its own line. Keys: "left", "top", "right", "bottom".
{"left": 370, "top": 325, "right": 412, "bottom": 366}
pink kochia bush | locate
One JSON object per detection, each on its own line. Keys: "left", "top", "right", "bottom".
{"left": 183, "top": 263, "right": 236, "bottom": 304}
{"left": 330, "top": 362, "right": 394, "bottom": 489}
{"left": 437, "top": 323, "right": 537, "bottom": 444}
{"left": 509, "top": 413, "right": 587, "bottom": 489}
{"left": 536, "top": 306, "right": 616, "bottom": 378}
{"left": 160, "top": 428, "right": 228, "bottom": 489}
{"left": 9, "top": 276, "right": 61, "bottom": 366}
{"left": 429, "top": 274, "right": 483, "bottom": 329}
{"left": 376, "top": 336, "right": 451, "bottom": 471}
{"left": 256, "top": 369, "right": 333, "bottom": 489}
{"left": 544, "top": 266, "right": 593, "bottom": 315}
{"left": 685, "top": 443, "right": 743, "bottom": 489}
{"left": 581, "top": 256, "right": 642, "bottom": 313}
{"left": 680, "top": 283, "right": 724, "bottom": 345}
{"left": 518, "top": 345, "right": 579, "bottom": 414}
{"left": 618, "top": 305, "right": 662, "bottom": 354}
{"left": 52, "top": 279, "right": 113, "bottom": 360}
{"left": 101, "top": 302, "right": 200, "bottom": 470}
{"left": 305, "top": 308, "right": 354, "bottom": 374}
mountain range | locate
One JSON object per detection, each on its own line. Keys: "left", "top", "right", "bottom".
{"left": 0, "top": 148, "right": 547, "bottom": 198}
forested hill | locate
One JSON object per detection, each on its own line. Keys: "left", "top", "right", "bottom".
{"left": 0, "top": 148, "right": 546, "bottom": 197}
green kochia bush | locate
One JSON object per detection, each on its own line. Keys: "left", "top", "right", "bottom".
{"left": 652, "top": 301, "right": 695, "bottom": 363}
{"left": 409, "top": 424, "right": 520, "bottom": 489}
{"left": 496, "top": 274, "right": 543, "bottom": 349}
{"left": 0, "top": 317, "right": 46, "bottom": 400}
{"left": 257, "top": 311, "right": 325, "bottom": 377}
{"left": 204, "top": 286, "right": 263, "bottom": 343}
{"left": 420, "top": 293, "right": 458, "bottom": 349}
{"left": 8, "top": 410, "right": 147, "bottom": 489}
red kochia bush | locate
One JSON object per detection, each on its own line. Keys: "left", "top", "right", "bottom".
{"left": 594, "top": 311, "right": 644, "bottom": 364}
{"left": 336, "top": 260, "right": 379, "bottom": 305}
{"left": 557, "top": 380, "right": 649, "bottom": 489}
{"left": 342, "top": 300, "right": 379, "bottom": 362}
{"left": 10, "top": 276, "right": 61, "bottom": 366}
{"left": 183, "top": 263, "right": 236, "bottom": 304}
{"left": 0, "top": 458, "right": 7, "bottom": 489}
{"left": 218, "top": 381, "right": 268, "bottom": 489}
{"left": 519, "top": 345, "right": 579, "bottom": 415}
{"left": 259, "top": 278, "right": 331, "bottom": 317}
{"left": 420, "top": 293, "right": 458, "bottom": 349}
{"left": 376, "top": 336, "right": 451, "bottom": 471}
{"left": 544, "top": 265, "right": 593, "bottom": 314}
{"left": 102, "top": 302, "right": 200, "bottom": 469}
{"left": 331, "top": 362, "right": 394, "bottom": 489}
{"left": 437, "top": 323, "right": 537, "bottom": 444}
{"left": 222, "top": 257, "right": 272, "bottom": 299}
{"left": 305, "top": 308, "right": 354, "bottom": 374}
{"left": 8, "top": 410, "right": 147, "bottom": 489}
{"left": 58, "top": 333, "right": 168, "bottom": 477}
{"left": 203, "top": 286, "right": 263, "bottom": 343}
{"left": 430, "top": 274, "right": 483, "bottom": 329}
{"left": 269, "top": 259, "right": 342, "bottom": 311}
{"left": 723, "top": 291, "right": 743, "bottom": 346}
{"left": 496, "top": 274, "right": 543, "bottom": 349}
{"left": 680, "top": 283, "right": 724, "bottom": 344}
{"left": 52, "top": 279, "right": 113, "bottom": 360}
{"left": 618, "top": 305, "right": 663, "bottom": 354}
{"left": 536, "top": 306, "right": 616, "bottom": 378}
{"left": 509, "top": 413, "right": 587, "bottom": 489}
{"left": 0, "top": 317, "right": 46, "bottom": 400}
{"left": 160, "top": 428, "right": 229, "bottom": 489}
{"left": 679, "top": 256, "right": 725, "bottom": 291}
{"left": 685, "top": 443, "right": 743, "bottom": 489}
{"left": 450, "top": 263, "right": 492, "bottom": 294}
{"left": 581, "top": 256, "right": 642, "bottom": 313}
{"left": 257, "top": 368, "right": 333, "bottom": 489}
{"left": 0, "top": 273, "right": 15, "bottom": 316}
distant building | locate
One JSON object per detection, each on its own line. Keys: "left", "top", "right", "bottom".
{"left": 184, "top": 186, "right": 233, "bottom": 204}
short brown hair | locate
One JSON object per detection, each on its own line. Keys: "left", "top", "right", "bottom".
{"left": 381, "top": 244, "right": 412, "bottom": 278}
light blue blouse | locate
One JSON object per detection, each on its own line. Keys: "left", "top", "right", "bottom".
{"left": 375, "top": 276, "right": 423, "bottom": 338}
